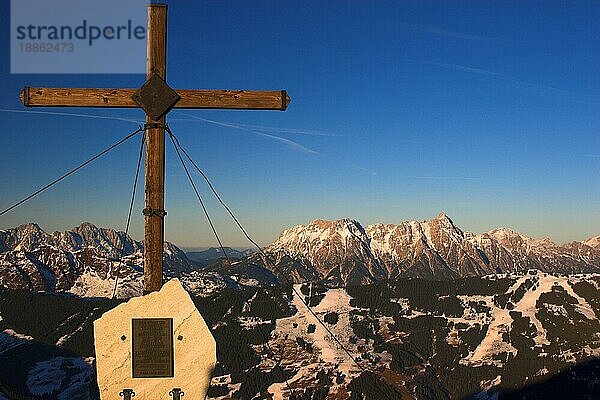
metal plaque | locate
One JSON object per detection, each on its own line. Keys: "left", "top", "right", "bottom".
{"left": 132, "top": 318, "right": 174, "bottom": 378}
{"left": 131, "top": 73, "right": 180, "bottom": 121}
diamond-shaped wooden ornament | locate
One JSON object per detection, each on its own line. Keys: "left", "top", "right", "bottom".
{"left": 132, "top": 74, "right": 180, "bottom": 121}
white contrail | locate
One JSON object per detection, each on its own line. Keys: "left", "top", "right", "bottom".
{"left": 401, "top": 175, "right": 482, "bottom": 181}
{"left": 172, "top": 112, "right": 342, "bottom": 137}
{"left": 0, "top": 108, "right": 143, "bottom": 124}
{"left": 352, "top": 164, "right": 378, "bottom": 176}
{"left": 415, "top": 60, "right": 506, "bottom": 78}
{"left": 215, "top": 122, "right": 344, "bottom": 137}
{"left": 174, "top": 113, "right": 321, "bottom": 155}
{"left": 405, "top": 60, "right": 600, "bottom": 104}
{"left": 253, "top": 131, "right": 320, "bottom": 155}
{"left": 1, "top": 107, "right": 322, "bottom": 155}
{"left": 398, "top": 23, "right": 506, "bottom": 42}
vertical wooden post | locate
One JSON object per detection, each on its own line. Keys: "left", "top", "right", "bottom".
{"left": 144, "top": 3, "right": 168, "bottom": 293}
{"left": 18, "top": 2, "right": 291, "bottom": 298}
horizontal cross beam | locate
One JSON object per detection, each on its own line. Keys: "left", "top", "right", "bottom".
{"left": 20, "top": 87, "right": 290, "bottom": 111}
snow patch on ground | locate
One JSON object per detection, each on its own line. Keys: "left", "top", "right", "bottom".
{"left": 0, "top": 329, "right": 33, "bottom": 354}
{"left": 475, "top": 375, "right": 502, "bottom": 399}
{"left": 55, "top": 312, "right": 95, "bottom": 346}
{"left": 68, "top": 271, "right": 142, "bottom": 298}
{"left": 467, "top": 306, "right": 517, "bottom": 366}
{"left": 180, "top": 271, "right": 227, "bottom": 297}
{"left": 26, "top": 356, "right": 94, "bottom": 400}
{"left": 461, "top": 272, "right": 600, "bottom": 366}
{"left": 268, "top": 286, "right": 363, "bottom": 399}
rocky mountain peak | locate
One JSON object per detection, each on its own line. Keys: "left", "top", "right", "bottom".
{"left": 17, "top": 222, "right": 43, "bottom": 231}
{"left": 427, "top": 212, "right": 461, "bottom": 234}
{"left": 0, "top": 222, "right": 196, "bottom": 294}
{"left": 487, "top": 227, "right": 529, "bottom": 243}
{"left": 533, "top": 236, "right": 556, "bottom": 247}
{"left": 309, "top": 218, "right": 364, "bottom": 231}
{"left": 275, "top": 218, "right": 367, "bottom": 245}
{"left": 13, "top": 223, "right": 46, "bottom": 239}
{"left": 72, "top": 221, "right": 115, "bottom": 237}
{"left": 263, "top": 215, "right": 600, "bottom": 283}
{"left": 433, "top": 212, "right": 452, "bottom": 223}
{"left": 75, "top": 221, "right": 97, "bottom": 229}
{"left": 584, "top": 236, "right": 600, "bottom": 250}
{"left": 3, "top": 222, "right": 48, "bottom": 252}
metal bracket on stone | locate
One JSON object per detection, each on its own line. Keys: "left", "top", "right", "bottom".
{"left": 143, "top": 207, "right": 167, "bottom": 219}
{"left": 169, "top": 388, "right": 184, "bottom": 400}
{"left": 119, "top": 389, "right": 135, "bottom": 400}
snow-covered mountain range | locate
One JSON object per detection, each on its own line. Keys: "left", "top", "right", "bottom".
{"left": 0, "top": 222, "right": 225, "bottom": 298}
{"left": 1, "top": 218, "right": 600, "bottom": 398}
{"left": 1, "top": 215, "right": 599, "bottom": 296}
{"left": 257, "top": 213, "right": 600, "bottom": 285}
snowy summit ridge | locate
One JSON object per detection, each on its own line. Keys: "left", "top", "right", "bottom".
{"left": 260, "top": 213, "right": 600, "bottom": 285}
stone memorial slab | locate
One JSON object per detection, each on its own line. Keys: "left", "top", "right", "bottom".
{"left": 94, "top": 279, "right": 216, "bottom": 400}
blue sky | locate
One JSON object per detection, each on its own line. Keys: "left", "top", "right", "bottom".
{"left": 0, "top": 0, "right": 599, "bottom": 247}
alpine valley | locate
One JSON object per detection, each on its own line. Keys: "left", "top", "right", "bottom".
{"left": 1, "top": 214, "right": 599, "bottom": 399}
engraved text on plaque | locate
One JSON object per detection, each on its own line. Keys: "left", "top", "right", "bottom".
{"left": 132, "top": 318, "right": 174, "bottom": 378}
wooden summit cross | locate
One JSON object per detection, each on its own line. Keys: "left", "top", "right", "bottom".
{"left": 19, "top": 4, "right": 290, "bottom": 399}
{"left": 19, "top": 3, "right": 290, "bottom": 293}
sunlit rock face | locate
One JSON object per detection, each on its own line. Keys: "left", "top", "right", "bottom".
{"left": 261, "top": 213, "right": 600, "bottom": 284}
{"left": 0, "top": 222, "right": 210, "bottom": 298}
{"left": 1, "top": 216, "right": 599, "bottom": 293}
